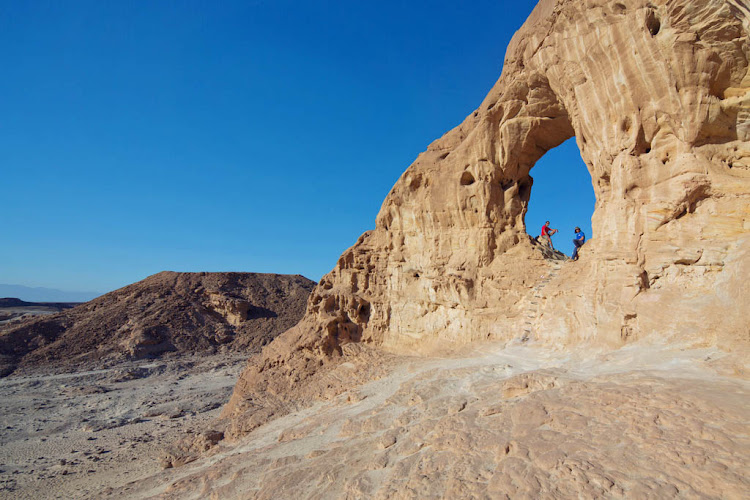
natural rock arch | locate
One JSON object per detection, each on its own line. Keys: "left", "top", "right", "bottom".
{"left": 522, "top": 137, "right": 595, "bottom": 257}
{"left": 222, "top": 0, "right": 750, "bottom": 437}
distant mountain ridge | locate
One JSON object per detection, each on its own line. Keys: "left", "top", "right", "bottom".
{"left": 0, "top": 284, "right": 101, "bottom": 303}
{"left": 0, "top": 298, "right": 80, "bottom": 308}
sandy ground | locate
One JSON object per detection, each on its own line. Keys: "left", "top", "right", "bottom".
{"left": 1, "top": 341, "right": 748, "bottom": 499}
{"left": 0, "top": 354, "right": 248, "bottom": 500}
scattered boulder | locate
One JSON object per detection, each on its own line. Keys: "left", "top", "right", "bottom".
{"left": 161, "top": 430, "right": 225, "bottom": 469}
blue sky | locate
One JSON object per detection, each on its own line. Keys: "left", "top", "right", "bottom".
{"left": 2, "top": 0, "right": 594, "bottom": 297}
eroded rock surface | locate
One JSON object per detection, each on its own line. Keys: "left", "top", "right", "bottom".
{"left": 224, "top": 0, "right": 750, "bottom": 438}
{"left": 111, "top": 345, "right": 750, "bottom": 500}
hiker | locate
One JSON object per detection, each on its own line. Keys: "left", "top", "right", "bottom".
{"left": 540, "top": 221, "right": 557, "bottom": 249}
{"left": 572, "top": 226, "right": 586, "bottom": 260}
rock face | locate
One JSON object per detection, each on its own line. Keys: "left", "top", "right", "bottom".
{"left": 146, "top": 346, "right": 750, "bottom": 500}
{"left": 0, "top": 272, "right": 315, "bottom": 375}
{"left": 223, "top": 0, "right": 750, "bottom": 437}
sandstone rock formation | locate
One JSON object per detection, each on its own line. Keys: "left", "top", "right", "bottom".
{"left": 0, "top": 272, "right": 314, "bottom": 376}
{"left": 222, "top": 0, "right": 750, "bottom": 438}
{"left": 141, "top": 346, "right": 750, "bottom": 500}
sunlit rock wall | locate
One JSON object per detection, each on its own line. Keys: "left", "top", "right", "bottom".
{"left": 309, "top": 0, "right": 750, "bottom": 350}
{"left": 222, "top": 0, "right": 749, "bottom": 435}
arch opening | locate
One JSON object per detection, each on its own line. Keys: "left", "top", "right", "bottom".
{"left": 524, "top": 137, "right": 595, "bottom": 258}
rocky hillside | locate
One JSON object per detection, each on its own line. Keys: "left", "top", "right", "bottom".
{"left": 0, "top": 272, "right": 315, "bottom": 376}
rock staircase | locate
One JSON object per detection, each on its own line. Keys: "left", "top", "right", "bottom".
{"left": 520, "top": 255, "right": 566, "bottom": 342}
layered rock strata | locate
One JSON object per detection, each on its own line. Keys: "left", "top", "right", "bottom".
{"left": 223, "top": 0, "right": 750, "bottom": 436}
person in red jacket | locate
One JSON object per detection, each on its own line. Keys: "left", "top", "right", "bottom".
{"left": 540, "top": 221, "right": 557, "bottom": 249}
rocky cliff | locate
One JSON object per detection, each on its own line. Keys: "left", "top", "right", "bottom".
{"left": 222, "top": 0, "right": 750, "bottom": 438}
{"left": 0, "top": 272, "right": 315, "bottom": 376}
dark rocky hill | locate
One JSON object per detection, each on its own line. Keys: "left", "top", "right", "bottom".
{"left": 0, "top": 298, "right": 33, "bottom": 307}
{"left": 0, "top": 298, "right": 80, "bottom": 325}
{"left": 0, "top": 297, "right": 80, "bottom": 309}
{"left": 0, "top": 272, "right": 315, "bottom": 376}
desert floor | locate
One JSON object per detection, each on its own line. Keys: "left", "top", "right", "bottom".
{"left": 1, "top": 341, "right": 748, "bottom": 499}
{"left": 0, "top": 354, "right": 247, "bottom": 500}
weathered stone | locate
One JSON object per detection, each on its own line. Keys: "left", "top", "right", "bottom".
{"left": 223, "top": 0, "right": 750, "bottom": 437}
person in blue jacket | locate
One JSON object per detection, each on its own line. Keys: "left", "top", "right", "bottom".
{"left": 572, "top": 227, "right": 585, "bottom": 260}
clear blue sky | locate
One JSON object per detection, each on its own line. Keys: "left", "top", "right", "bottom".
{"left": 2, "top": 0, "right": 594, "bottom": 296}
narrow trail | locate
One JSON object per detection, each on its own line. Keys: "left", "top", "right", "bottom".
{"left": 521, "top": 257, "right": 565, "bottom": 342}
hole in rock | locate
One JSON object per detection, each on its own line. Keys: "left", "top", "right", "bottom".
{"left": 524, "top": 137, "right": 595, "bottom": 258}
{"left": 646, "top": 11, "right": 661, "bottom": 36}
{"left": 633, "top": 126, "right": 652, "bottom": 155}
{"left": 356, "top": 302, "right": 370, "bottom": 321}
{"left": 460, "top": 171, "right": 476, "bottom": 185}
{"left": 517, "top": 178, "right": 531, "bottom": 200}
{"left": 597, "top": 172, "right": 611, "bottom": 190}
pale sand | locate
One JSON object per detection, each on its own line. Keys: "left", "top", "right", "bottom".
{"left": 0, "top": 354, "right": 247, "bottom": 499}
{"left": 10, "top": 340, "right": 739, "bottom": 499}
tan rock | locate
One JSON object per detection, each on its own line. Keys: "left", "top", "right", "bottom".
{"left": 204, "top": 293, "right": 251, "bottom": 327}
{"left": 223, "top": 0, "right": 750, "bottom": 439}
{"left": 161, "top": 430, "right": 224, "bottom": 469}
{"left": 141, "top": 345, "right": 750, "bottom": 499}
